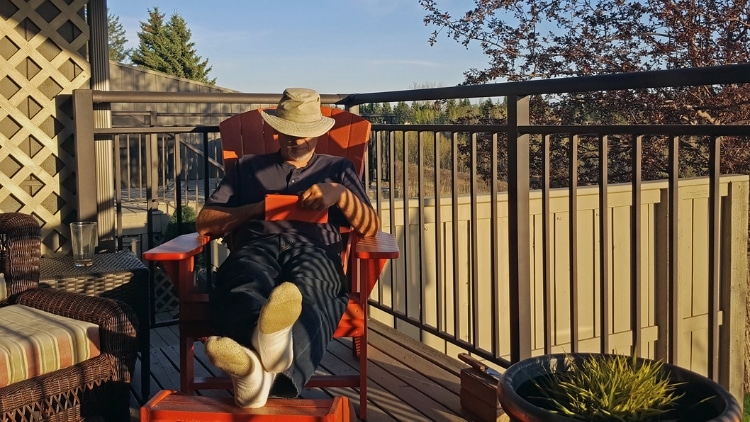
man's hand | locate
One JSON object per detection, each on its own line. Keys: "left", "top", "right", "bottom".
{"left": 196, "top": 202, "right": 264, "bottom": 238}
{"left": 300, "top": 183, "right": 381, "bottom": 237}
{"left": 299, "top": 183, "right": 345, "bottom": 210}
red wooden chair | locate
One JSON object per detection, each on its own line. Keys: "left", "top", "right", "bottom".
{"left": 143, "top": 107, "right": 398, "bottom": 420}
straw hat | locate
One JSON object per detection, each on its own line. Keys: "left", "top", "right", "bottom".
{"left": 261, "top": 88, "right": 335, "bottom": 138}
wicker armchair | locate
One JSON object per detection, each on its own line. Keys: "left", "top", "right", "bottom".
{"left": 0, "top": 213, "right": 138, "bottom": 422}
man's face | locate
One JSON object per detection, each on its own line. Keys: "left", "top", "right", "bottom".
{"left": 277, "top": 133, "right": 318, "bottom": 162}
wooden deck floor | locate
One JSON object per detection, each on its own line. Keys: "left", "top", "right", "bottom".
{"left": 128, "top": 319, "right": 474, "bottom": 421}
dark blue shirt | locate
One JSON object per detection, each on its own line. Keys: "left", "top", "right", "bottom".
{"left": 205, "top": 152, "right": 372, "bottom": 253}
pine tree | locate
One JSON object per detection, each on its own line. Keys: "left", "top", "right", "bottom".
{"left": 393, "top": 101, "right": 411, "bottom": 124}
{"left": 108, "top": 12, "right": 131, "bottom": 62}
{"left": 130, "top": 8, "right": 168, "bottom": 72}
{"left": 131, "top": 8, "right": 216, "bottom": 85}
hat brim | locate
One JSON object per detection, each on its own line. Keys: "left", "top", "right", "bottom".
{"left": 261, "top": 109, "right": 336, "bottom": 138}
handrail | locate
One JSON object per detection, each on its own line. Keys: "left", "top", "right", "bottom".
{"left": 90, "top": 90, "right": 350, "bottom": 106}
{"left": 347, "top": 63, "right": 750, "bottom": 103}
{"left": 84, "top": 63, "right": 750, "bottom": 107}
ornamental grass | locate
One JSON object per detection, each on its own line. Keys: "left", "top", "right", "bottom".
{"left": 531, "top": 354, "right": 683, "bottom": 421}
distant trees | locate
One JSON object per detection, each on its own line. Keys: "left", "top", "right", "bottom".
{"left": 108, "top": 12, "right": 131, "bottom": 62}
{"left": 361, "top": 98, "right": 508, "bottom": 192}
{"left": 130, "top": 7, "right": 215, "bottom": 84}
{"left": 420, "top": 0, "right": 750, "bottom": 187}
{"left": 360, "top": 98, "right": 489, "bottom": 125}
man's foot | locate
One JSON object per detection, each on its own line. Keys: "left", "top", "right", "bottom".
{"left": 252, "top": 282, "right": 303, "bottom": 373}
{"left": 205, "top": 336, "right": 253, "bottom": 376}
{"left": 205, "top": 336, "right": 274, "bottom": 408}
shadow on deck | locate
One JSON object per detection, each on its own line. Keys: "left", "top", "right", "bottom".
{"left": 129, "top": 319, "right": 474, "bottom": 421}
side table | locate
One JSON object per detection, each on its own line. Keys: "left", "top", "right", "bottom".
{"left": 40, "top": 251, "right": 151, "bottom": 402}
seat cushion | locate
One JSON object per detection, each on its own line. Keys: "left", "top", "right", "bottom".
{"left": 0, "top": 304, "right": 101, "bottom": 387}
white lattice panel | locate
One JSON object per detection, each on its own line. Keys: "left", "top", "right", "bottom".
{"left": 0, "top": 0, "right": 90, "bottom": 253}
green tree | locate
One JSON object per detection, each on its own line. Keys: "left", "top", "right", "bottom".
{"left": 360, "top": 103, "right": 392, "bottom": 124}
{"left": 444, "top": 98, "right": 474, "bottom": 123}
{"left": 108, "top": 12, "right": 131, "bottom": 62}
{"left": 381, "top": 102, "right": 393, "bottom": 117}
{"left": 393, "top": 101, "right": 411, "bottom": 124}
{"left": 131, "top": 7, "right": 216, "bottom": 84}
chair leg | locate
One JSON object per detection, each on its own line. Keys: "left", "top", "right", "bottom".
{"left": 359, "top": 333, "right": 367, "bottom": 420}
{"left": 180, "top": 332, "right": 195, "bottom": 394}
{"left": 352, "top": 337, "right": 362, "bottom": 358}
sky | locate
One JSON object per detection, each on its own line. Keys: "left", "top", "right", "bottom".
{"left": 106, "top": 0, "right": 489, "bottom": 95}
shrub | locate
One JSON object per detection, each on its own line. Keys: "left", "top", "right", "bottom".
{"left": 164, "top": 206, "right": 197, "bottom": 241}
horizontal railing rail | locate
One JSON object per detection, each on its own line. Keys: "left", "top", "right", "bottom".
{"left": 344, "top": 63, "right": 750, "bottom": 103}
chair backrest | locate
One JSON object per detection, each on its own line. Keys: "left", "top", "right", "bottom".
{"left": 219, "top": 107, "right": 372, "bottom": 276}
{"left": 218, "top": 107, "right": 372, "bottom": 176}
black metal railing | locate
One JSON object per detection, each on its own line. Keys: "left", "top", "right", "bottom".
{"left": 72, "top": 63, "right": 750, "bottom": 400}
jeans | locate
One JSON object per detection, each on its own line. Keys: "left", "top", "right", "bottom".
{"left": 209, "top": 235, "right": 348, "bottom": 397}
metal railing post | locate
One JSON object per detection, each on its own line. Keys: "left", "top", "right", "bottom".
{"left": 87, "top": 0, "right": 115, "bottom": 250}
{"left": 72, "top": 89, "right": 97, "bottom": 223}
{"left": 507, "top": 95, "right": 532, "bottom": 362}
{"left": 145, "top": 111, "right": 159, "bottom": 250}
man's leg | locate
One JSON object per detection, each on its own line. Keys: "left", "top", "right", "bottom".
{"left": 209, "top": 239, "right": 282, "bottom": 346}
{"left": 213, "top": 279, "right": 304, "bottom": 407}
{"left": 204, "top": 336, "right": 275, "bottom": 408}
{"left": 207, "top": 236, "right": 298, "bottom": 407}
{"left": 207, "top": 238, "right": 347, "bottom": 401}
{"left": 270, "top": 243, "right": 348, "bottom": 397}
{"left": 252, "top": 281, "right": 304, "bottom": 373}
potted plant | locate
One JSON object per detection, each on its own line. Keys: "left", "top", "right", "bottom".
{"left": 497, "top": 353, "right": 741, "bottom": 422}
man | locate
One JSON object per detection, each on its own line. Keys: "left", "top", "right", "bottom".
{"left": 195, "top": 88, "right": 379, "bottom": 408}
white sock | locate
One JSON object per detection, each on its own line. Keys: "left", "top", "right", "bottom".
{"left": 204, "top": 336, "right": 275, "bottom": 408}
{"left": 252, "top": 282, "right": 302, "bottom": 373}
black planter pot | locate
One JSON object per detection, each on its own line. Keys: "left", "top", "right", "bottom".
{"left": 497, "top": 353, "right": 742, "bottom": 422}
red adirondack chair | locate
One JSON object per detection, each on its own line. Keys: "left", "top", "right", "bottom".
{"left": 143, "top": 107, "right": 399, "bottom": 420}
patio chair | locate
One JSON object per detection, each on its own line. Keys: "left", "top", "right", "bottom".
{"left": 0, "top": 212, "right": 138, "bottom": 421}
{"left": 143, "top": 106, "right": 399, "bottom": 420}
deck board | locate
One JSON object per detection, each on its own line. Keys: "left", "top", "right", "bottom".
{"left": 130, "top": 319, "right": 474, "bottom": 421}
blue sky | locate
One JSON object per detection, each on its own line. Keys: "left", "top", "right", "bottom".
{"left": 107, "top": 0, "right": 489, "bottom": 94}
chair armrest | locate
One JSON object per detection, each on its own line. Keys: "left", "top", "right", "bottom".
{"left": 350, "top": 231, "right": 399, "bottom": 298}
{"left": 354, "top": 231, "right": 399, "bottom": 260}
{"left": 142, "top": 233, "right": 212, "bottom": 302}
{"left": 142, "top": 232, "right": 210, "bottom": 261}
{"left": 15, "top": 288, "right": 139, "bottom": 379}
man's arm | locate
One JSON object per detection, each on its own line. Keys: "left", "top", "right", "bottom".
{"left": 195, "top": 202, "right": 264, "bottom": 238}
{"left": 299, "top": 183, "right": 381, "bottom": 237}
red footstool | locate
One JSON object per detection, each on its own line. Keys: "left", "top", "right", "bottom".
{"left": 141, "top": 390, "right": 355, "bottom": 421}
